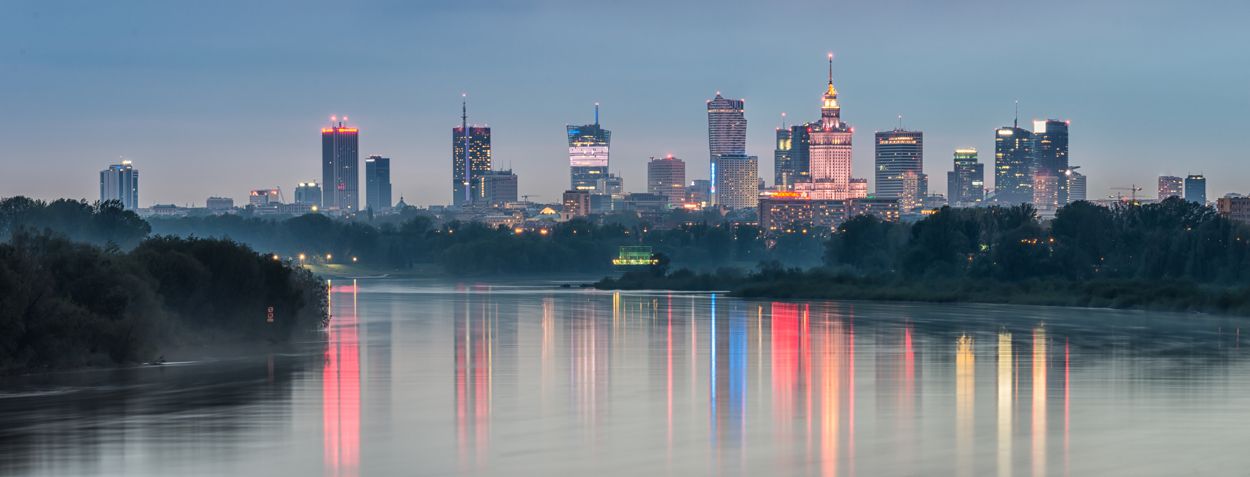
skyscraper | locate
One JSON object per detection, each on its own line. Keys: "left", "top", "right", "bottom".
{"left": 647, "top": 155, "right": 686, "bottom": 206}
{"left": 294, "top": 181, "right": 322, "bottom": 207}
{"left": 1032, "top": 173, "right": 1060, "bottom": 213}
{"left": 947, "top": 148, "right": 984, "bottom": 206}
{"left": 707, "top": 92, "right": 746, "bottom": 201}
{"left": 1185, "top": 174, "right": 1207, "bottom": 204}
{"left": 568, "top": 104, "right": 611, "bottom": 192}
{"left": 774, "top": 125, "right": 794, "bottom": 189}
{"left": 789, "top": 124, "right": 812, "bottom": 185}
{"left": 1033, "top": 119, "right": 1070, "bottom": 203}
{"left": 1158, "top": 175, "right": 1183, "bottom": 200}
{"left": 452, "top": 100, "right": 491, "bottom": 207}
{"left": 994, "top": 115, "right": 1033, "bottom": 204}
{"left": 795, "top": 55, "right": 858, "bottom": 200}
{"left": 874, "top": 129, "right": 923, "bottom": 198}
{"left": 480, "top": 170, "right": 518, "bottom": 207}
{"left": 322, "top": 118, "right": 359, "bottom": 213}
{"left": 99, "top": 161, "right": 139, "bottom": 210}
{"left": 712, "top": 154, "right": 759, "bottom": 210}
{"left": 365, "top": 155, "right": 392, "bottom": 212}
{"left": 900, "top": 170, "right": 921, "bottom": 211}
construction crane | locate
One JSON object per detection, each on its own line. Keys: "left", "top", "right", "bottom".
{"left": 1110, "top": 184, "right": 1143, "bottom": 204}
{"left": 521, "top": 194, "right": 541, "bottom": 203}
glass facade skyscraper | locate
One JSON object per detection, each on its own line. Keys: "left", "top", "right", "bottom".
{"left": 707, "top": 93, "right": 746, "bottom": 202}
{"left": 99, "top": 161, "right": 139, "bottom": 210}
{"left": 321, "top": 121, "right": 359, "bottom": 213}
{"left": 568, "top": 107, "right": 611, "bottom": 192}
{"left": 947, "top": 148, "right": 984, "bottom": 206}
{"left": 774, "top": 127, "right": 793, "bottom": 189}
{"left": 365, "top": 155, "right": 391, "bottom": 212}
{"left": 994, "top": 124, "right": 1033, "bottom": 205}
{"left": 1185, "top": 174, "right": 1207, "bottom": 204}
{"left": 1032, "top": 119, "right": 1070, "bottom": 204}
{"left": 874, "top": 129, "right": 923, "bottom": 199}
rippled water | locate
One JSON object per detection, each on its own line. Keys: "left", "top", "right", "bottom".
{"left": 2, "top": 279, "right": 1249, "bottom": 476}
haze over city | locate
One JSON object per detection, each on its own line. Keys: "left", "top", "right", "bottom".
{"left": 3, "top": 0, "right": 1248, "bottom": 207}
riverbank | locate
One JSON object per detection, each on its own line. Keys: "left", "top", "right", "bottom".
{"left": 596, "top": 269, "right": 1250, "bottom": 316}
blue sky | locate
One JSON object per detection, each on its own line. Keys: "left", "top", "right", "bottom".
{"left": 2, "top": 0, "right": 1248, "bottom": 206}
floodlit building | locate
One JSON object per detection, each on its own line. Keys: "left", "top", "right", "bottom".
{"left": 796, "top": 56, "right": 856, "bottom": 200}
{"left": 99, "top": 161, "right": 139, "bottom": 210}
{"left": 568, "top": 105, "right": 611, "bottom": 192}
{"left": 711, "top": 154, "right": 759, "bottom": 210}
{"left": 453, "top": 101, "right": 492, "bottom": 207}
{"left": 322, "top": 119, "right": 359, "bottom": 212}
{"left": 1158, "top": 175, "right": 1183, "bottom": 200}
{"left": 948, "top": 148, "right": 985, "bottom": 206}
{"left": 758, "top": 194, "right": 846, "bottom": 234}
{"left": 249, "top": 188, "right": 281, "bottom": 207}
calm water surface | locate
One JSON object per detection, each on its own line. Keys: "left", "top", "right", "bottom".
{"left": 2, "top": 279, "right": 1249, "bottom": 476}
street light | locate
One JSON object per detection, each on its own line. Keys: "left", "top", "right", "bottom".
{"left": 325, "top": 254, "right": 333, "bottom": 261}
{"left": 352, "top": 256, "right": 358, "bottom": 263}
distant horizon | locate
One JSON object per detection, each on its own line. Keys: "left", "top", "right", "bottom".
{"left": 3, "top": 0, "right": 1247, "bottom": 207}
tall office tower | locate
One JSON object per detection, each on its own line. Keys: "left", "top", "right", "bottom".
{"left": 1032, "top": 173, "right": 1060, "bottom": 213}
{"left": 480, "top": 170, "right": 518, "bottom": 207}
{"left": 1158, "top": 175, "right": 1184, "bottom": 200}
{"left": 322, "top": 118, "right": 360, "bottom": 213}
{"left": 364, "top": 156, "right": 392, "bottom": 212}
{"left": 707, "top": 92, "right": 747, "bottom": 200}
{"left": 874, "top": 129, "right": 924, "bottom": 198}
{"left": 452, "top": 100, "right": 492, "bottom": 207}
{"left": 789, "top": 124, "right": 812, "bottom": 184}
{"left": 99, "top": 161, "right": 139, "bottom": 210}
{"left": 647, "top": 155, "right": 686, "bottom": 206}
{"left": 994, "top": 114, "right": 1034, "bottom": 204}
{"left": 294, "top": 181, "right": 322, "bottom": 207}
{"left": 796, "top": 55, "right": 854, "bottom": 200}
{"left": 947, "top": 148, "right": 985, "bottom": 206}
{"left": 774, "top": 123, "right": 794, "bottom": 189}
{"left": 1033, "top": 119, "right": 1070, "bottom": 203}
{"left": 712, "top": 154, "right": 759, "bottom": 210}
{"left": 900, "top": 170, "right": 921, "bottom": 211}
{"left": 1185, "top": 174, "right": 1207, "bottom": 204}
{"left": 568, "top": 104, "right": 611, "bottom": 192}
{"left": 1067, "top": 170, "right": 1087, "bottom": 202}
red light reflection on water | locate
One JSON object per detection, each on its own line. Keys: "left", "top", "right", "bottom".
{"left": 323, "top": 283, "right": 360, "bottom": 476}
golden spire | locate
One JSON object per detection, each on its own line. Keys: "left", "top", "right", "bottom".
{"left": 825, "top": 52, "right": 838, "bottom": 98}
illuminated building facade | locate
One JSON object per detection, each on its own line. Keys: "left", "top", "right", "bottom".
{"left": 562, "top": 190, "right": 590, "bottom": 219}
{"left": 874, "top": 129, "right": 923, "bottom": 198}
{"left": 249, "top": 188, "right": 281, "bottom": 207}
{"left": 1033, "top": 119, "right": 1070, "bottom": 204}
{"left": 850, "top": 178, "right": 868, "bottom": 199}
{"left": 99, "top": 161, "right": 139, "bottom": 210}
{"left": 774, "top": 127, "right": 794, "bottom": 189}
{"left": 322, "top": 120, "right": 359, "bottom": 213}
{"left": 758, "top": 194, "right": 900, "bottom": 235}
{"left": 1032, "top": 173, "right": 1060, "bottom": 213}
{"left": 364, "top": 155, "right": 392, "bottom": 212}
{"left": 948, "top": 148, "right": 985, "bottom": 206}
{"left": 994, "top": 123, "right": 1033, "bottom": 205}
{"left": 647, "top": 155, "right": 686, "bottom": 206}
{"left": 847, "top": 198, "right": 901, "bottom": 222}
{"left": 295, "top": 181, "right": 322, "bottom": 207}
{"left": 712, "top": 154, "right": 758, "bottom": 210}
{"left": 1185, "top": 174, "right": 1207, "bottom": 204}
{"left": 707, "top": 93, "right": 746, "bottom": 201}
{"left": 452, "top": 125, "right": 491, "bottom": 208}
{"left": 900, "top": 170, "right": 921, "bottom": 211}
{"left": 1158, "top": 175, "right": 1183, "bottom": 200}
{"left": 796, "top": 56, "right": 859, "bottom": 200}
{"left": 568, "top": 105, "right": 611, "bottom": 192}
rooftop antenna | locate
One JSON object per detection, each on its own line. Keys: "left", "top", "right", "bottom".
{"left": 594, "top": 102, "right": 600, "bottom": 126}
{"left": 1013, "top": 100, "right": 1019, "bottom": 129}
{"left": 462, "top": 93, "right": 470, "bottom": 205}
{"left": 827, "top": 52, "right": 834, "bottom": 85}
{"left": 898, "top": 114, "right": 903, "bottom": 130}
{"left": 781, "top": 112, "right": 787, "bottom": 129}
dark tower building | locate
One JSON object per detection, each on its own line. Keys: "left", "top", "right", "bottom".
{"left": 994, "top": 113, "right": 1034, "bottom": 205}
{"left": 789, "top": 123, "right": 812, "bottom": 184}
{"left": 322, "top": 118, "right": 360, "bottom": 213}
{"left": 874, "top": 129, "right": 924, "bottom": 199}
{"left": 774, "top": 123, "right": 794, "bottom": 189}
{"left": 568, "top": 104, "right": 611, "bottom": 192}
{"left": 365, "top": 155, "right": 392, "bottom": 212}
{"left": 452, "top": 100, "right": 492, "bottom": 207}
{"left": 1185, "top": 174, "right": 1207, "bottom": 204}
{"left": 1032, "top": 119, "right": 1070, "bottom": 204}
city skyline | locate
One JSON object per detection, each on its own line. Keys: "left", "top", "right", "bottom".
{"left": 3, "top": 1, "right": 1247, "bottom": 207}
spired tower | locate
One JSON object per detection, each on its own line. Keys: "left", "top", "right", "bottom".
{"left": 796, "top": 54, "right": 859, "bottom": 200}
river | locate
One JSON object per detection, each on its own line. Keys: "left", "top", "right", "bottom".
{"left": 1, "top": 278, "right": 1247, "bottom": 476}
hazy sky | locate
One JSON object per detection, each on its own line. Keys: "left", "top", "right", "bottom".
{"left": 3, "top": 0, "right": 1248, "bottom": 207}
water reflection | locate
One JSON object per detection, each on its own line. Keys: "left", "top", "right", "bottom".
{"left": 3, "top": 281, "right": 1250, "bottom": 476}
